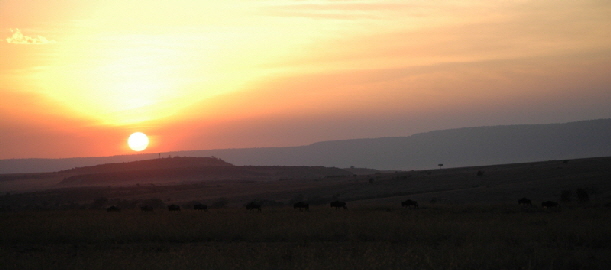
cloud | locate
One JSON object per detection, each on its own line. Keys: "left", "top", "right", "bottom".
{"left": 6, "top": 28, "right": 56, "bottom": 44}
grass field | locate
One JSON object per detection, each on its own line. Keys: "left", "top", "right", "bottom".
{"left": 1, "top": 204, "right": 610, "bottom": 270}
{"left": 2, "top": 157, "right": 610, "bottom": 269}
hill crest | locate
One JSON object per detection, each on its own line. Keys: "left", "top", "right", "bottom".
{"left": 1, "top": 118, "right": 610, "bottom": 173}
{"left": 59, "top": 156, "right": 232, "bottom": 175}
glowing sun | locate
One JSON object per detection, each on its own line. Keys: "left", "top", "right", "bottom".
{"left": 127, "top": 132, "right": 149, "bottom": 151}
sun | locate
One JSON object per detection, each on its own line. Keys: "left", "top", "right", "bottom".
{"left": 127, "top": 132, "right": 149, "bottom": 151}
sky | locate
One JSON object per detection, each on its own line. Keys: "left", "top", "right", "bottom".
{"left": 1, "top": 0, "right": 610, "bottom": 160}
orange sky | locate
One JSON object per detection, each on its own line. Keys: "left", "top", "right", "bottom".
{"left": 1, "top": 0, "right": 610, "bottom": 159}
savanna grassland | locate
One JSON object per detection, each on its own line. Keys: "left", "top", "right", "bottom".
{"left": 1, "top": 157, "right": 611, "bottom": 269}
{"left": 1, "top": 204, "right": 610, "bottom": 270}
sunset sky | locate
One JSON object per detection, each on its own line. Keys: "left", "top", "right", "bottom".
{"left": 1, "top": 0, "right": 610, "bottom": 160}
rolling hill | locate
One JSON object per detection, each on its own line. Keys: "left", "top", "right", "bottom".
{"left": 0, "top": 157, "right": 353, "bottom": 192}
{"left": 1, "top": 156, "right": 610, "bottom": 209}
{"left": 1, "top": 118, "right": 610, "bottom": 173}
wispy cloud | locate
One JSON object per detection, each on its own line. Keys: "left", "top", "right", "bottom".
{"left": 6, "top": 28, "right": 56, "bottom": 44}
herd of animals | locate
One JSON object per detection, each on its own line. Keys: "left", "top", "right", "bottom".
{"left": 106, "top": 197, "right": 560, "bottom": 212}
{"left": 519, "top": 197, "right": 560, "bottom": 208}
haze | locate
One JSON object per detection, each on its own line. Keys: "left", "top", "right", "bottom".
{"left": 1, "top": 1, "right": 610, "bottom": 159}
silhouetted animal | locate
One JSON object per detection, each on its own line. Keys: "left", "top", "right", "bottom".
{"left": 194, "top": 204, "right": 208, "bottom": 211}
{"left": 168, "top": 204, "right": 181, "bottom": 211}
{"left": 293, "top": 202, "right": 309, "bottom": 211}
{"left": 245, "top": 201, "right": 262, "bottom": 212}
{"left": 330, "top": 201, "right": 347, "bottom": 209}
{"left": 518, "top": 197, "right": 532, "bottom": 206}
{"left": 541, "top": 201, "right": 559, "bottom": 208}
{"left": 140, "top": 205, "right": 154, "bottom": 212}
{"left": 106, "top": 206, "right": 120, "bottom": 212}
{"left": 401, "top": 199, "right": 419, "bottom": 208}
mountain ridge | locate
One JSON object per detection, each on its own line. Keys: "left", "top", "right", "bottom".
{"left": 1, "top": 118, "right": 610, "bottom": 173}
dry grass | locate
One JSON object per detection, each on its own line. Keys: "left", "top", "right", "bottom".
{"left": 2, "top": 157, "right": 611, "bottom": 269}
{"left": 1, "top": 204, "right": 610, "bottom": 270}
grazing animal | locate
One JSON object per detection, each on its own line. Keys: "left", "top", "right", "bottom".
{"left": 518, "top": 197, "right": 532, "bottom": 206}
{"left": 140, "top": 205, "right": 154, "bottom": 212}
{"left": 541, "top": 201, "right": 559, "bottom": 208}
{"left": 245, "top": 201, "right": 262, "bottom": 212}
{"left": 330, "top": 201, "right": 347, "bottom": 209}
{"left": 194, "top": 204, "right": 208, "bottom": 211}
{"left": 168, "top": 204, "right": 181, "bottom": 211}
{"left": 293, "top": 202, "right": 309, "bottom": 211}
{"left": 106, "top": 206, "right": 120, "bottom": 212}
{"left": 401, "top": 199, "right": 419, "bottom": 208}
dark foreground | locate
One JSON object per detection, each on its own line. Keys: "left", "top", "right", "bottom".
{"left": 1, "top": 204, "right": 610, "bottom": 270}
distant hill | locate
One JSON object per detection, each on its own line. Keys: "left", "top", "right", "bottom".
{"left": 163, "top": 118, "right": 611, "bottom": 170}
{"left": 59, "top": 156, "right": 232, "bottom": 174}
{"left": 58, "top": 165, "right": 353, "bottom": 187}
{"left": 0, "top": 157, "right": 353, "bottom": 192}
{"left": 1, "top": 118, "right": 610, "bottom": 173}
{"left": 2, "top": 156, "right": 611, "bottom": 207}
